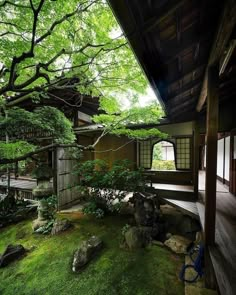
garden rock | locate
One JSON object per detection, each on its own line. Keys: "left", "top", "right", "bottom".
{"left": 130, "top": 193, "right": 159, "bottom": 227}
{"left": 124, "top": 227, "right": 145, "bottom": 249}
{"left": 161, "top": 205, "right": 201, "bottom": 240}
{"left": 164, "top": 235, "right": 192, "bottom": 254}
{"left": 0, "top": 244, "right": 26, "bottom": 267}
{"left": 51, "top": 219, "right": 72, "bottom": 235}
{"left": 72, "top": 236, "right": 103, "bottom": 272}
{"left": 123, "top": 226, "right": 157, "bottom": 249}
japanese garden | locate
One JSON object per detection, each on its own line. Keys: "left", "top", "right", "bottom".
{"left": 0, "top": 1, "right": 236, "bottom": 295}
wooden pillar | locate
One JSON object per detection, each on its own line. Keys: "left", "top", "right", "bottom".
{"left": 193, "top": 121, "right": 200, "bottom": 199}
{"left": 52, "top": 146, "right": 58, "bottom": 198}
{"left": 230, "top": 132, "right": 236, "bottom": 195}
{"left": 73, "top": 109, "right": 79, "bottom": 128}
{"left": 204, "top": 65, "right": 219, "bottom": 246}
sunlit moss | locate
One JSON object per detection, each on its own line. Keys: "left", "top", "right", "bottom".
{"left": 0, "top": 214, "right": 184, "bottom": 295}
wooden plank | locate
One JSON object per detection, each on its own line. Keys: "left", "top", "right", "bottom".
{"left": 143, "top": 0, "right": 186, "bottom": 33}
{"left": 193, "top": 121, "right": 199, "bottom": 199}
{"left": 204, "top": 65, "right": 219, "bottom": 246}
{"left": 196, "top": 0, "right": 236, "bottom": 112}
{"left": 196, "top": 202, "right": 205, "bottom": 230}
{"left": 197, "top": 192, "right": 236, "bottom": 295}
{"left": 163, "top": 198, "right": 199, "bottom": 219}
{"left": 229, "top": 132, "right": 236, "bottom": 195}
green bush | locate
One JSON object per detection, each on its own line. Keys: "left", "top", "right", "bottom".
{"left": 82, "top": 201, "right": 105, "bottom": 219}
{"left": 75, "top": 159, "right": 147, "bottom": 217}
{"left": 152, "top": 160, "right": 176, "bottom": 170}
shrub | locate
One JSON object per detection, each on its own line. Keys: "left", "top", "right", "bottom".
{"left": 152, "top": 160, "right": 175, "bottom": 170}
{"left": 82, "top": 202, "right": 105, "bottom": 219}
{"left": 75, "top": 159, "right": 147, "bottom": 217}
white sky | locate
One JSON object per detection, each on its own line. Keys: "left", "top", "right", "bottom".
{"left": 139, "top": 86, "right": 159, "bottom": 107}
{"left": 109, "top": 29, "right": 160, "bottom": 109}
{"left": 118, "top": 85, "right": 159, "bottom": 110}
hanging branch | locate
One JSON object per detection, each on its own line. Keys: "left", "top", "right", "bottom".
{"left": 0, "top": 143, "right": 89, "bottom": 165}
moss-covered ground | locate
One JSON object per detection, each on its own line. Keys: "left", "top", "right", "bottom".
{"left": 0, "top": 213, "right": 184, "bottom": 295}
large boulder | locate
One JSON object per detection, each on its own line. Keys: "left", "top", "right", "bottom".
{"left": 72, "top": 236, "right": 103, "bottom": 272}
{"left": 51, "top": 219, "right": 72, "bottom": 235}
{"left": 164, "top": 235, "right": 192, "bottom": 254}
{"left": 0, "top": 244, "right": 26, "bottom": 267}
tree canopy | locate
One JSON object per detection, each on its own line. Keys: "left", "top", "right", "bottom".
{"left": 0, "top": 0, "right": 147, "bottom": 101}
{"left": 0, "top": 0, "right": 166, "bottom": 164}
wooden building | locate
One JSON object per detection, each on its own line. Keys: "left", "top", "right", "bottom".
{"left": 104, "top": 0, "right": 236, "bottom": 294}
{"left": 1, "top": 1, "right": 236, "bottom": 293}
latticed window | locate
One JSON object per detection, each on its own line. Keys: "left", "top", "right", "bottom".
{"left": 139, "top": 140, "right": 152, "bottom": 169}
{"left": 176, "top": 137, "right": 191, "bottom": 169}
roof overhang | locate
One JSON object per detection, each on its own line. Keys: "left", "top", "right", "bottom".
{"left": 108, "top": 0, "right": 225, "bottom": 123}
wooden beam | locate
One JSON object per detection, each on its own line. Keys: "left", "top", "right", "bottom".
{"left": 193, "top": 121, "right": 200, "bottom": 199}
{"left": 176, "top": 10, "right": 181, "bottom": 43}
{"left": 196, "top": 0, "right": 236, "bottom": 112}
{"left": 168, "top": 64, "right": 205, "bottom": 84}
{"left": 169, "top": 100, "right": 198, "bottom": 117}
{"left": 143, "top": 0, "right": 186, "bottom": 33}
{"left": 163, "top": 40, "right": 202, "bottom": 65}
{"left": 204, "top": 65, "right": 219, "bottom": 246}
{"left": 229, "top": 132, "right": 236, "bottom": 195}
{"left": 168, "top": 86, "right": 200, "bottom": 107}
{"left": 168, "top": 78, "right": 202, "bottom": 100}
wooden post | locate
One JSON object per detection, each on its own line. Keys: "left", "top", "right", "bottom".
{"left": 229, "top": 131, "right": 236, "bottom": 195}
{"left": 193, "top": 121, "right": 200, "bottom": 199}
{"left": 204, "top": 65, "right": 219, "bottom": 246}
{"left": 52, "top": 146, "right": 58, "bottom": 197}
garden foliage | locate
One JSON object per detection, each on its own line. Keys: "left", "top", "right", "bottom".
{"left": 75, "top": 159, "right": 146, "bottom": 217}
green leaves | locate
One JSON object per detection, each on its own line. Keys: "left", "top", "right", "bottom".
{"left": 93, "top": 102, "right": 167, "bottom": 140}
{"left": 0, "top": 141, "right": 35, "bottom": 160}
{"left": 0, "top": 0, "right": 148, "bottom": 101}
{"left": 0, "top": 106, "right": 75, "bottom": 144}
{"left": 33, "top": 106, "right": 75, "bottom": 143}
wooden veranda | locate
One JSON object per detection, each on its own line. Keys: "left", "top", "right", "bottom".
{"left": 107, "top": 0, "right": 236, "bottom": 294}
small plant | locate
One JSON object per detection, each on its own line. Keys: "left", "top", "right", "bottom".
{"left": 35, "top": 220, "right": 55, "bottom": 234}
{"left": 82, "top": 202, "right": 105, "bottom": 219}
{"left": 44, "top": 195, "right": 58, "bottom": 219}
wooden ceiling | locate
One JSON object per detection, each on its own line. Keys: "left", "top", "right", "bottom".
{"left": 108, "top": 0, "right": 226, "bottom": 122}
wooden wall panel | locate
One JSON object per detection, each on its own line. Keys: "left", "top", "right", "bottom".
{"left": 56, "top": 147, "right": 81, "bottom": 210}
{"left": 94, "top": 135, "right": 136, "bottom": 168}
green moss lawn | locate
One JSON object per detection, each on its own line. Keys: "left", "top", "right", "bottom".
{"left": 0, "top": 213, "right": 184, "bottom": 295}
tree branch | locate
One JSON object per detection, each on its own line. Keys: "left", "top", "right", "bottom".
{"left": 35, "top": 0, "right": 98, "bottom": 45}
{"left": 4, "top": 0, "right": 45, "bottom": 92}
{"left": 0, "top": 1, "right": 30, "bottom": 9}
{"left": 0, "top": 143, "right": 87, "bottom": 165}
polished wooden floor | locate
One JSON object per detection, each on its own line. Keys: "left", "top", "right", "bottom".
{"left": 158, "top": 171, "right": 236, "bottom": 295}
{"left": 197, "top": 171, "right": 236, "bottom": 295}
